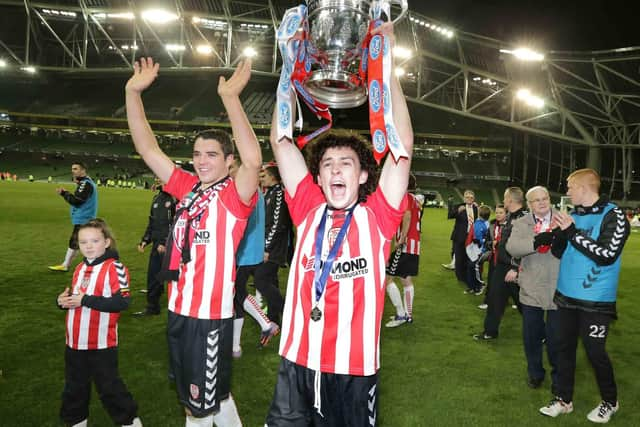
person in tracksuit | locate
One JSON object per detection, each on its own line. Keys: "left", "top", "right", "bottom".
{"left": 49, "top": 162, "right": 98, "bottom": 272}
{"left": 135, "top": 182, "right": 176, "bottom": 316}
{"left": 539, "top": 169, "right": 630, "bottom": 424}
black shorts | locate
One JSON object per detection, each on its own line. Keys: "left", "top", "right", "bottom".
{"left": 69, "top": 224, "right": 82, "bottom": 250}
{"left": 167, "top": 312, "right": 233, "bottom": 417}
{"left": 386, "top": 248, "right": 419, "bottom": 278}
{"left": 266, "top": 358, "right": 378, "bottom": 427}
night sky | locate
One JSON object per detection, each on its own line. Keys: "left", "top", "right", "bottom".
{"left": 412, "top": 0, "right": 639, "bottom": 51}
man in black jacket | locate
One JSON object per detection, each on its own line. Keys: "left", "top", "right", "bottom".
{"left": 474, "top": 186, "right": 525, "bottom": 340}
{"left": 134, "top": 182, "right": 176, "bottom": 316}
{"left": 253, "top": 164, "right": 292, "bottom": 344}
{"left": 447, "top": 190, "right": 478, "bottom": 286}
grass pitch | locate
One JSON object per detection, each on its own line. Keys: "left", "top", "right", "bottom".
{"left": 0, "top": 181, "right": 638, "bottom": 426}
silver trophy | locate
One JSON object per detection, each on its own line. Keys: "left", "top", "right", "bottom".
{"left": 304, "top": 0, "right": 408, "bottom": 109}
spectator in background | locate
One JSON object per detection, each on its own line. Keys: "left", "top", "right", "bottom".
{"left": 228, "top": 159, "right": 277, "bottom": 357}
{"left": 49, "top": 162, "right": 98, "bottom": 272}
{"left": 539, "top": 169, "right": 630, "bottom": 423}
{"left": 465, "top": 204, "right": 491, "bottom": 295}
{"left": 134, "top": 180, "right": 176, "bottom": 316}
{"left": 506, "top": 186, "right": 560, "bottom": 390}
{"left": 474, "top": 187, "right": 525, "bottom": 341}
{"left": 448, "top": 190, "right": 478, "bottom": 285}
{"left": 478, "top": 204, "right": 507, "bottom": 310}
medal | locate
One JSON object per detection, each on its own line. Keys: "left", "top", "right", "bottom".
{"left": 310, "top": 306, "right": 322, "bottom": 322}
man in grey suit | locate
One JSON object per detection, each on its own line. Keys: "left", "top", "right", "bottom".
{"left": 506, "top": 185, "right": 560, "bottom": 390}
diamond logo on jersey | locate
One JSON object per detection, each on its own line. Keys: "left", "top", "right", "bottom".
{"left": 331, "top": 257, "right": 368, "bottom": 281}
{"left": 190, "top": 384, "right": 199, "bottom": 400}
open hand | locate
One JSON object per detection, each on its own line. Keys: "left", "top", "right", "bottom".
{"left": 126, "top": 57, "right": 160, "bottom": 94}
{"left": 218, "top": 59, "right": 252, "bottom": 98}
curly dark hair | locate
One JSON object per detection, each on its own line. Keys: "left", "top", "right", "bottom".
{"left": 306, "top": 130, "right": 378, "bottom": 202}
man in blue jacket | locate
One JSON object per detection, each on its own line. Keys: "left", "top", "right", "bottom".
{"left": 49, "top": 162, "right": 98, "bottom": 272}
{"left": 539, "top": 169, "right": 629, "bottom": 424}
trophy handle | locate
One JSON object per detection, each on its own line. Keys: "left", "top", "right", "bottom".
{"left": 387, "top": 0, "right": 408, "bottom": 24}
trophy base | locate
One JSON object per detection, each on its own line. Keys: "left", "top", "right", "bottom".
{"left": 305, "top": 70, "right": 368, "bottom": 109}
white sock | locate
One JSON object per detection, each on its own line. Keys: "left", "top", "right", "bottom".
{"left": 63, "top": 248, "right": 78, "bottom": 268}
{"left": 403, "top": 285, "right": 414, "bottom": 318}
{"left": 211, "top": 395, "right": 242, "bottom": 427}
{"left": 386, "top": 283, "right": 404, "bottom": 317}
{"left": 232, "top": 318, "right": 244, "bottom": 352}
{"left": 254, "top": 290, "right": 263, "bottom": 307}
{"left": 243, "top": 295, "right": 271, "bottom": 331}
{"left": 185, "top": 414, "right": 213, "bottom": 427}
{"left": 123, "top": 417, "right": 143, "bottom": 427}
{"left": 72, "top": 420, "right": 87, "bottom": 427}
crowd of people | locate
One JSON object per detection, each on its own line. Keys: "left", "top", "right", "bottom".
{"left": 45, "top": 20, "right": 631, "bottom": 427}
{"left": 443, "top": 176, "right": 630, "bottom": 423}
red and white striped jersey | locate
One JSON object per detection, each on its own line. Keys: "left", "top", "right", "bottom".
{"left": 279, "top": 174, "right": 406, "bottom": 376}
{"left": 164, "top": 168, "right": 256, "bottom": 320}
{"left": 66, "top": 259, "right": 130, "bottom": 350}
{"left": 397, "top": 193, "right": 423, "bottom": 255}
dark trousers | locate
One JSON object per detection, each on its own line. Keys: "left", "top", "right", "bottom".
{"left": 483, "top": 267, "right": 521, "bottom": 337}
{"left": 555, "top": 306, "right": 617, "bottom": 404}
{"left": 254, "top": 261, "right": 284, "bottom": 326}
{"left": 521, "top": 304, "right": 559, "bottom": 391}
{"left": 146, "top": 242, "right": 164, "bottom": 313}
{"left": 453, "top": 240, "right": 469, "bottom": 284}
{"left": 60, "top": 347, "right": 138, "bottom": 425}
{"left": 466, "top": 259, "right": 484, "bottom": 292}
{"left": 234, "top": 264, "right": 258, "bottom": 318}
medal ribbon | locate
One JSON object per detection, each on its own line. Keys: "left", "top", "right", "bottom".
{"left": 312, "top": 204, "right": 357, "bottom": 304}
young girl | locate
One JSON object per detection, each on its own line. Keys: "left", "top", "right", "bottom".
{"left": 57, "top": 218, "right": 142, "bottom": 427}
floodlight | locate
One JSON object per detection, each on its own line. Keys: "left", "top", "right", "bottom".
{"left": 141, "top": 9, "right": 178, "bottom": 24}
{"left": 109, "top": 12, "right": 134, "bottom": 20}
{"left": 394, "top": 67, "right": 405, "bottom": 77}
{"left": 196, "top": 45, "right": 213, "bottom": 55}
{"left": 516, "top": 88, "right": 544, "bottom": 109}
{"left": 165, "top": 44, "right": 186, "bottom": 52}
{"left": 0, "top": 59, "right": 6, "bottom": 67}
{"left": 21, "top": 66, "right": 36, "bottom": 73}
{"left": 500, "top": 47, "right": 544, "bottom": 61}
{"left": 393, "top": 46, "right": 412, "bottom": 59}
{"left": 242, "top": 46, "right": 257, "bottom": 58}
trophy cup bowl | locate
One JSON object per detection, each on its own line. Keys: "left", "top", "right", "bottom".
{"left": 304, "top": 0, "right": 407, "bottom": 109}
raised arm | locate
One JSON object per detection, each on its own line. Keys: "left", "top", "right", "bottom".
{"left": 125, "top": 57, "right": 175, "bottom": 183}
{"left": 218, "top": 59, "right": 262, "bottom": 204}
{"left": 375, "top": 22, "right": 414, "bottom": 209}
{"left": 269, "top": 98, "right": 308, "bottom": 197}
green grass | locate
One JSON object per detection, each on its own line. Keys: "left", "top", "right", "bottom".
{"left": 0, "top": 181, "right": 639, "bottom": 426}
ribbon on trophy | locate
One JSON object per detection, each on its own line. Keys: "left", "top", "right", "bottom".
{"left": 276, "top": 1, "right": 408, "bottom": 164}
{"left": 276, "top": 4, "right": 333, "bottom": 148}
{"left": 360, "top": 1, "right": 409, "bottom": 163}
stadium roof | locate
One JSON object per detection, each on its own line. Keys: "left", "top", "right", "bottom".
{"left": 1, "top": 0, "right": 639, "bottom": 150}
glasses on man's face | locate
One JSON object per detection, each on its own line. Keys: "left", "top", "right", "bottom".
{"left": 528, "top": 196, "right": 549, "bottom": 204}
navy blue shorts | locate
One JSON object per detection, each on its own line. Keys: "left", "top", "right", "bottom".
{"left": 167, "top": 312, "right": 233, "bottom": 417}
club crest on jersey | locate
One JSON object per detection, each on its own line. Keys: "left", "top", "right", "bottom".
{"left": 172, "top": 219, "right": 187, "bottom": 251}
{"left": 80, "top": 277, "right": 90, "bottom": 290}
{"left": 190, "top": 384, "right": 199, "bottom": 400}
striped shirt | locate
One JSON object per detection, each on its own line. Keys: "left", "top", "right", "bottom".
{"left": 279, "top": 174, "right": 406, "bottom": 376}
{"left": 398, "top": 193, "right": 422, "bottom": 255}
{"left": 66, "top": 258, "right": 129, "bottom": 350}
{"left": 164, "top": 168, "right": 256, "bottom": 319}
